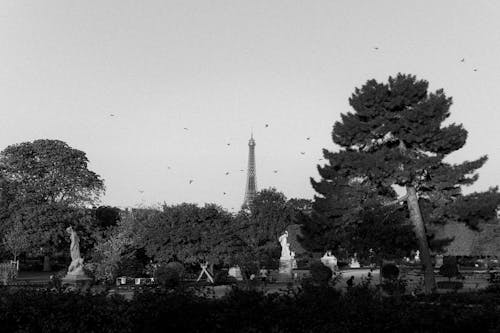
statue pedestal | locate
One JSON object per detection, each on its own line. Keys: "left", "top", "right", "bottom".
{"left": 279, "top": 259, "right": 297, "bottom": 275}
{"left": 62, "top": 272, "right": 92, "bottom": 288}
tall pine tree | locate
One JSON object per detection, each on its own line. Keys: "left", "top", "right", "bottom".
{"left": 306, "top": 74, "right": 500, "bottom": 294}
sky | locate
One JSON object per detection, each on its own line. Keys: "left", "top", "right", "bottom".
{"left": 1, "top": 1, "right": 500, "bottom": 211}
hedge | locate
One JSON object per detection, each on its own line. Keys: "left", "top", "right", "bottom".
{"left": 0, "top": 285, "right": 499, "bottom": 332}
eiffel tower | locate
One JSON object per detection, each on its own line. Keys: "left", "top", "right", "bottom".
{"left": 242, "top": 133, "right": 257, "bottom": 209}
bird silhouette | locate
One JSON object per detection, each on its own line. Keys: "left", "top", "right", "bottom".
{"left": 460, "top": 58, "right": 465, "bottom": 62}
{"left": 240, "top": 169, "right": 244, "bottom": 172}
{"left": 265, "top": 124, "right": 269, "bottom": 128}
{"left": 373, "top": 46, "right": 379, "bottom": 50}
{"left": 110, "top": 114, "right": 115, "bottom": 117}
{"left": 183, "top": 127, "right": 189, "bottom": 130}
{"left": 138, "top": 190, "right": 144, "bottom": 194}
{"left": 306, "top": 137, "right": 311, "bottom": 140}
{"left": 300, "top": 152, "right": 306, "bottom": 155}
{"left": 225, "top": 172, "right": 230, "bottom": 175}
{"left": 189, "top": 180, "right": 194, "bottom": 184}
{"left": 167, "top": 166, "right": 171, "bottom": 170}
{"left": 273, "top": 170, "right": 278, "bottom": 173}
{"left": 227, "top": 143, "right": 231, "bottom": 146}
{"left": 473, "top": 68, "right": 478, "bottom": 72}
{"left": 223, "top": 192, "right": 227, "bottom": 195}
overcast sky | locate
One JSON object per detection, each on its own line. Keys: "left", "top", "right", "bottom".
{"left": 1, "top": 1, "right": 500, "bottom": 211}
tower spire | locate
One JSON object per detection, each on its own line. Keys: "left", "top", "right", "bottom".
{"left": 242, "top": 132, "right": 257, "bottom": 209}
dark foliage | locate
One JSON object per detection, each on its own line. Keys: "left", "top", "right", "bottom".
{"left": 381, "top": 263, "right": 400, "bottom": 280}
{"left": 439, "top": 262, "right": 460, "bottom": 281}
{"left": 309, "top": 261, "right": 332, "bottom": 285}
{"left": 165, "top": 261, "right": 185, "bottom": 278}
{"left": 95, "top": 206, "right": 121, "bottom": 229}
{"left": 154, "top": 266, "right": 181, "bottom": 289}
{"left": 116, "top": 257, "right": 145, "bottom": 278}
{"left": 1, "top": 287, "right": 500, "bottom": 332}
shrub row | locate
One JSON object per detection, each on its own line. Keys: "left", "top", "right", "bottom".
{"left": 1, "top": 285, "right": 500, "bottom": 333}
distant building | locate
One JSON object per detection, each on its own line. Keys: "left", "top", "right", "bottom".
{"left": 242, "top": 133, "right": 257, "bottom": 209}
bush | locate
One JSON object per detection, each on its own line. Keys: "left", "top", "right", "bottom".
{"left": 381, "top": 263, "right": 400, "bottom": 280}
{"left": 214, "top": 270, "right": 237, "bottom": 285}
{"left": 309, "top": 261, "right": 332, "bottom": 285}
{"left": 165, "top": 261, "right": 185, "bottom": 279}
{"left": 1, "top": 288, "right": 500, "bottom": 332}
{"left": 436, "top": 281, "right": 463, "bottom": 290}
{"left": 117, "top": 257, "right": 145, "bottom": 277}
{"left": 439, "top": 262, "right": 460, "bottom": 281}
{"left": 381, "top": 278, "right": 407, "bottom": 295}
{"left": 154, "top": 266, "right": 180, "bottom": 288}
{"left": 48, "top": 269, "right": 67, "bottom": 291}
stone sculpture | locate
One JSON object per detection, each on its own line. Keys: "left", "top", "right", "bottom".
{"left": 321, "top": 250, "right": 338, "bottom": 272}
{"left": 278, "top": 231, "right": 291, "bottom": 260}
{"left": 62, "top": 226, "right": 90, "bottom": 285}
{"left": 66, "top": 226, "right": 85, "bottom": 275}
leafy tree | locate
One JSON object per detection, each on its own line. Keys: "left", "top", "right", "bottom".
{"left": 287, "top": 198, "right": 312, "bottom": 224}
{"left": 87, "top": 212, "right": 139, "bottom": 283}
{"left": 95, "top": 206, "right": 121, "bottom": 229}
{"left": 7, "top": 204, "right": 98, "bottom": 270}
{"left": 230, "top": 188, "right": 295, "bottom": 275}
{"left": 2, "top": 221, "right": 30, "bottom": 262}
{"left": 0, "top": 139, "right": 104, "bottom": 206}
{"left": 138, "top": 204, "right": 234, "bottom": 270}
{"left": 308, "top": 74, "right": 500, "bottom": 293}
{"left": 0, "top": 139, "right": 105, "bottom": 270}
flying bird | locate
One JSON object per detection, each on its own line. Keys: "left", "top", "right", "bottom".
{"left": 473, "top": 68, "right": 478, "bottom": 72}
{"left": 226, "top": 143, "right": 231, "bottom": 146}
{"left": 306, "top": 137, "right": 311, "bottom": 140}
{"left": 273, "top": 170, "right": 278, "bottom": 173}
{"left": 189, "top": 180, "right": 194, "bottom": 184}
{"left": 240, "top": 169, "right": 245, "bottom": 172}
{"left": 223, "top": 192, "right": 227, "bottom": 195}
{"left": 109, "top": 114, "right": 115, "bottom": 117}
{"left": 225, "top": 172, "right": 230, "bottom": 175}
{"left": 373, "top": 46, "right": 379, "bottom": 50}
{"left": 183, "top": 127, "right": 189, "bottom": 130}
{"left": 167, "top": 166, "right": 171, "bottom": 170}
{"left": 300, "top": 152, "right": 306, "bottom": 155}
{"left": 460, "top": 58, "right": 465, "bottom": 62}
{"left": 138, "top": 190, "right": 144, "bottom": 194}
{"left": 265, "top": 124, "right": 269, "bottom": 128}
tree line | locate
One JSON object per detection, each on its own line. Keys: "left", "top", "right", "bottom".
{"left": 1, "top": 73, "right": 499, "bottom": 294}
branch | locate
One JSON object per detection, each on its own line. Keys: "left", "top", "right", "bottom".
{"left": 382, "top": 194, "right": 408, "bottom": 206}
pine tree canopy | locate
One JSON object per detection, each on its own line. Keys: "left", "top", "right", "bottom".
{"left": 317, "top": 74, "right": 494, "bottom": 209}
{"left": 303, "top": 73, "right": 500, "bottom": 259}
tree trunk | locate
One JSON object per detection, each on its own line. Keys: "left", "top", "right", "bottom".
{"left": 43, "top": 255, "right": 51, "bottom": 272}
{"left": 406, "top": 186, "right": 436, "bottom": 294}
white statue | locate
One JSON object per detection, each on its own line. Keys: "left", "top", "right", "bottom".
{"left": 291, "top": 251, "right": 297, "bottom": 269}
{"left": 349, "top": 253, "right": 360, "bottom": 268}
{"left": 66, "top": 226, "right": 84, "bottom": 275}
{"left": 414, "top": 250, "right": 420, "bottom": 262}
{"left": 278, "top": 231, "right": 291, "bottom": 260}
{"left": 321, "top": 251, "right": 338, "bottom": 272}
{"left": 228, "top": 266, "right": 243, "bottom": 281}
